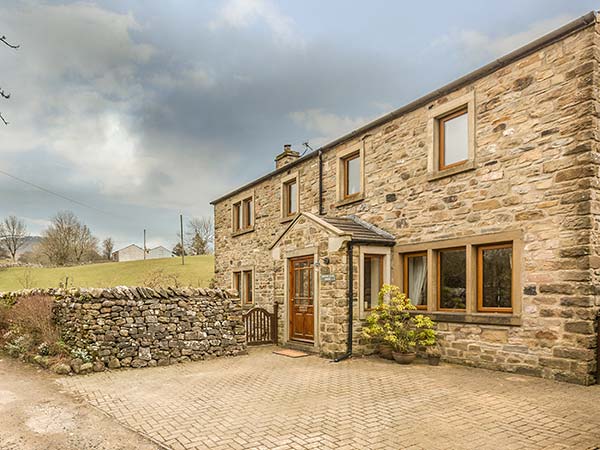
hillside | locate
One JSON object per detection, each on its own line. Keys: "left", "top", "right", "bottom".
{"left": 0, "top": 255, "right": 214, "bottom": 292}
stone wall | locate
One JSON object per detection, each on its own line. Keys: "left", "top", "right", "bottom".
{"left": 52, "top": 287, "right": 246, "bottom": 370}
{"left": 213, "top": 19, "right": 600, "bottom": 384}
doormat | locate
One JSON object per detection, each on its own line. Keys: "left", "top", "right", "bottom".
{"left": 273, "top": 349, "right": 310, "bottom": 358}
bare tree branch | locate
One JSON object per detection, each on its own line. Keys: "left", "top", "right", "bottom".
{"left": 0, "top": 35, "right": 20, "bottom": 49}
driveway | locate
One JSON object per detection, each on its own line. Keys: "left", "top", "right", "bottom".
{"left": 0, "top": 356, "right": 157, "bottom": 450}
{"left": 57, "top": 346, "right": 600, "bottom": 450}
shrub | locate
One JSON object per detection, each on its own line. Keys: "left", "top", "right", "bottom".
{"left": 0, "top": 295, "right": 66, "bottom": 359}
{"left": 362, "top": 284, "right": 436, "bottom": 353}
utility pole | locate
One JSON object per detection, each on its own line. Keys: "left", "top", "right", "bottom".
{"left": 143, "top": 229, "right": 147, "bottom": 260}
{"left": 180, "top": 214, "right": 185, "bottom": 265}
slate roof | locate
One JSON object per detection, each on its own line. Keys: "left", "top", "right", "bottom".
{"left": 322, "top": 215, "right": 395, "bottom": 245}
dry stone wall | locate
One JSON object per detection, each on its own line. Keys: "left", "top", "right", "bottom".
{"left": 51, "top": 287, "right": 246, "bottom": 370}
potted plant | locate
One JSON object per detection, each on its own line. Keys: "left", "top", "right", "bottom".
{"left": 426, "top": 346, "right": 442, "bottom": 366}
{"left": 362, "top": 284, "right": 436, "bottom": 365}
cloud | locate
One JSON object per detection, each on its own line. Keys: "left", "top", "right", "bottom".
{"left": 209, "top": 0, "right": 302, "bottom": 47}
{"left": 290, "top": 109, "right": 373, "bottom": 146}
{"left": 432, "top": 14, "right": 573, "bottom": 62}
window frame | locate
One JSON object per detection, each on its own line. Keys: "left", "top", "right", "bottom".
{"left": 436, "top": 246, "right": 467, "bottom": 312}
{"left": 477, "top": 243, "right": 513, "bottom": 313}
{"left": 232, "top": 268, "right": 254, "bottom": 306}
{"left": 231, "top": 192, "right": 255, "bottom": 235}
{"left": 403, "top": 251, "right": 428, "bottom": 310}
{"left": 280, "top": 173, "right": 299, "bottom": 220}
{"left": 343, "top": 151, "right": 361, "bottom": 200}
{"left": 438, "top": 106, "right": 469, "bottom": 171}
{"left": 358, "top": 245, "right": 391, "bottom": 319}
{"left": 396, "top": 231, "right": 522, "bottom": 323}
{"left": 336, "top": 143, "right": 366, "bottom": 206}
{"left": 363, "top": 253, "right": 385, "bottom": 312}
{"left": 427, "top": 91, "right": 476, "bottom": 180}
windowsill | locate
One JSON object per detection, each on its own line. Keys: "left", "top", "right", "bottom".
{"left": 408, "top": 310, "right": 522, "bottom": 326}
{"left": 427, "top": 160, "right": 476, "bottom": 181}
{"left": 232, "top": 227, "right": 255, "bottom": 237}
{"left": 335, "top": 194, "right": 365, "bottom": 208}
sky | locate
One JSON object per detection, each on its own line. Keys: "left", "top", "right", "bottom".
{"left": 0, "top": 0, "right": 597, "bottom": 250}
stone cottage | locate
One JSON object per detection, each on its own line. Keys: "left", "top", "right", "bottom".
{"left": 211, "top": 11, "right": 600, "bottom": 385}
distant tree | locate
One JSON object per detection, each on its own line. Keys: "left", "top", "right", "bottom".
{"left": 1, "top": 34, "right": 20, "bottom": 125}
{"left": 40, "top": 211, "right": 98, "bottom": 266}
{"left": 172, "top": 242, "right": 187, "bottom": 257}
{"left": 0, "top": 215, "right": 28, "bottom": 262}
{"left": 186, "top": 217, "right": 214, "bottom": 255}
{"left": 102, "top": 237, "right": 115, "bottom": 260}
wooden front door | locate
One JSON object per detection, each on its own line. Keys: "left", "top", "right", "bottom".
{"left": 289, "top": 256, "right": 314, "bottom": 342}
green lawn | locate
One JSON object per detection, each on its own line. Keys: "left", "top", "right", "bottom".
{"left": 0, "top": 255, "right": 215, "bottom": 292}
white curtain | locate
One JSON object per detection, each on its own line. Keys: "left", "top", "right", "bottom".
{"left": 409, "top": 257, "right": 427, "bottom": 306}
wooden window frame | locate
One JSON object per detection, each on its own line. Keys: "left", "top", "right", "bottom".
{"left": 243, "top": 270, "right": 253, "bottom": 305}
{"left": 403, "top": 251, "right": 428, "bottom": 310}
{"left": 363, "top": 253, "right": 385, "bottom": 312}
{"left": 233, "top": 269, "right": 254, "bottom": 305}
{"left": 283, "top": 179, "right": 297, "bottom": 218}
{"left": 436, "top": 246, "right": 467, "bottom": 312}
{"left": 438, "top": 106, "right": 469, "bottom": 171}
{"left": 342, "top": 151, "right": 361, "bottom": 200}
{"left": 477, "top": 243, "right": 513, "bottom": 313}
{"left": 232, "top": 194, "right": 254, "bottom": 234}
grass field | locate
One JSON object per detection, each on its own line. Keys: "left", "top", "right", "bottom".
{"left": 0, "top": 255, "right": 215, "bottom": 292}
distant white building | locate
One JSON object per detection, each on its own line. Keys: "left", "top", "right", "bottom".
{"left": 113, "top": 244, "right": 174, "bottom": 262}
{"left": 147, "top": 246, "right": 174, "bottom": 259}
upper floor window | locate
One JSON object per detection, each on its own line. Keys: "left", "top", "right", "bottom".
{"left": 343, "top": 151, "right": 361, "bottom": 199}
{"left": 232, "top": 196, "right": 254, "bottom": 233}
{"left": 439, "top": 107, "right": 468, "bottom": 170}
{"left": 281, "top": 175, "right": 298, "bottom": 219}
{"left": 428, "top": 92, "right": 475, "bottom": 179}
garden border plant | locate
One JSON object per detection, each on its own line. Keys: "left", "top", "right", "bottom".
{"left": 362, "top": 284, "right": 437, "bottom": 365}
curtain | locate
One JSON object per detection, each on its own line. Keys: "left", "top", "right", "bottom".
{"left": 409, "top": 257, "right": 427, "bottom": 306}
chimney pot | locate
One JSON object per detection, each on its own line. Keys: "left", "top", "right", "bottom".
{"left": 275, "top": 144, "right": 300, "bottom": 170}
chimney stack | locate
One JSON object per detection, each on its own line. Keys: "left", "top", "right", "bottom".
{"left": 275, "top": 144, "right": 300, "bottom": 170}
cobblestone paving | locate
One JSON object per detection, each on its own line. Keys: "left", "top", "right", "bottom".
{"left": 60, "top": 347, "right": 600, "bottom": 450}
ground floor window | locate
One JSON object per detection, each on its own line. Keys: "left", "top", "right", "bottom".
{"left": 477, "top": 243, "right": 512, "bottom": 312}
{"left": 232, "top": 269, "right": 254, "bottom": 305}
{"left": 403, "top": 252, "right": 427, "bottom": 309}
{"left": 437, "top": 248, "right": 466, "bottom": 311}
{"left": 400, "top": 237, "right": 516, "bottom": 315}
{"left": 363, "top": 254, "right": 384, "bottom": 311}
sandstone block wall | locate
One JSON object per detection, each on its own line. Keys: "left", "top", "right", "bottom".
{"left": 213, "top": 19, "right": 600, "bottom": 384}
{"left": 52, "top": 287, "right": 246, "bottom": 370}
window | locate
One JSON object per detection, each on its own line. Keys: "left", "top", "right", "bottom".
{"left": 232, "top": 196, "right": 254, "bottom": 233}
{"left": 437, "top": 248, "right": 466, "bottom": 311}
{"left": 403, "top": 252, "right": 427, "bottom": 310}
{"left": 477, "top": 244, "right": 512, "bottom": 312}
{"left": 363, "top": 254, "right": 384, "bottom": 311}
{"left": 283, "top": 179, "right": 298, "bottom": 217}
{"left": 439, "top": 107, "right": 468, "bottom": 170}
{"left": 343, "top": 152, "right": 361, "bottom": 199}
{"left": 233, "top": 271, "right": 241, "bottom": 294}
{"left": 233, "top": 270, "right": 254, "bottom": 305}
{"left": 243, "top": 270, "right": 253, "bottom": 305}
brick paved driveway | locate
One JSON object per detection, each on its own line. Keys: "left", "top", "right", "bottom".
{"left": 60, "top": 346, "right": 600, "bottom": 450}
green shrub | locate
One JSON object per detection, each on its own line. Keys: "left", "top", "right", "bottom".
{"left": 362, "top": 284, "right": 436, "bottom": 353}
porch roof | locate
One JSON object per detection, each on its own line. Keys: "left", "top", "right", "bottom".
{"left": 269, "top": 212, "right": 395, "bottom": 249}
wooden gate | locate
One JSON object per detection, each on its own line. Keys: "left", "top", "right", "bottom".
{"left": 243, "top": 303, "right": 279, "bottom": 346}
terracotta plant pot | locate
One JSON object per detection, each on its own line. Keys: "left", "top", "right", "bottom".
{"left": 378, "top": 344, "right": 394, "bottom": 360}
{"left": 427, "top": 355, "right": 441, "bottom": 366}
{"left": 392, "top": 351, "right": 416, "bottom": 364}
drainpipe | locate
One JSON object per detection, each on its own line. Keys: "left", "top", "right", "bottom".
{"left": 318, "top": 149, "right": 324, "bottom": 215}
{"left": 596, "top": 313, "right": 600, "bottom": 384}
{"left": 333, "top": 241, "right": 353, "bottom": 362}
